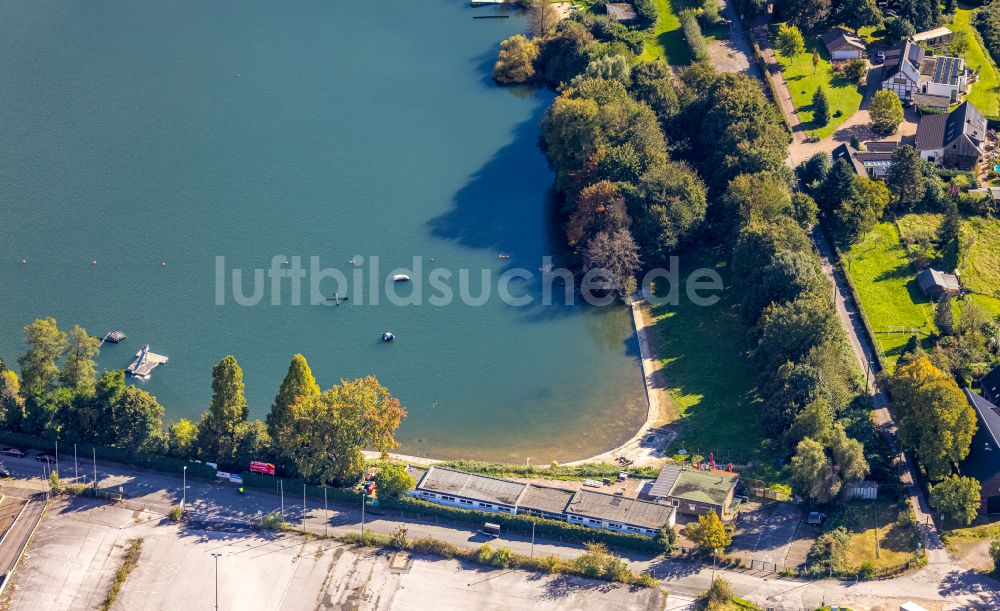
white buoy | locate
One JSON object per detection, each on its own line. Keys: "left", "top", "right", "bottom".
{"left": 91, "top": 260, "right": 97, "bottom": 266}
{"left": 20, "top": 259, "right": 27, "bottom": 265}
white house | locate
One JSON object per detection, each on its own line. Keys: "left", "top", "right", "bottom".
{"left": 821, "top": 27, "right": 866, "bottom": 60}
{"left": 915, "top": 100, "right": 986, "bottom": 169}
{"left": 412, "top": 467, "right": 526, "bottom": 514}
{"left": 881, "top": 38, "right": 970, "bottom": 108}
{"left": 565, "top": 489, "right": 676, "bottom": 536}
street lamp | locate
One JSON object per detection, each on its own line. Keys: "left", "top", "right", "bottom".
{"left": 182, "top": 466, "right": 187, "bottom": 511}
{"left": 211, "top": 552, "right": 222, "bottom": 610}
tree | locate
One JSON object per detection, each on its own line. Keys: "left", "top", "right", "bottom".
{"left": 232, "top": 420, "right": 271, "bottom": 468}
{"left": 655, "top": 525, "right": 677, "bottom": 552}
{"left": 991, "top": 539, "right": 1000, "bottom": 579}
{"left": 812, "top": 87, "right": 830, "bottom": 126}
{"left": 812, "top": 48, "right": 820, "bottom": 74}
{"left": 168, "top": 418, "right": 199, "bottom": 458}
{"left": 17, "top": 318, "right": 67, "bottom": 398}
{"left": 582, "top": 55, "right": 632, "bottom": 84}
{"left": 887, "top": 145, "right": 926, "bottom": 209}
{"left": 937, "top": 201, "right": 962, "bottom": 271}
{"left": 272, "top": 376, "right": 405, "bottom": 484}
{"left": 935, "top": 293, "right": 955, "bottom": 336}
{"left": 683, "top": 510, "right": 732, "bottom": 557}
{"left": 493, "top": 35, "right": 539, "bottom": 85}
{"left": 870, "top": 90, "right": 904, "bottom": 134}
{"left": 375, "top": 463, "right": 416, "bottom": 498}
{"left": 776, "top": 23, "right": 806, "bottom": 57}
{"left": 567, "top": 181, "right": 630, "bottom": 247}
{"left": 843, "top": 58, "right": 867, "bottom": 84}
{"left": 267, "top": 354, "right": 321, "bottom": 442}
{"left": 889, "top": 357, "right": 977, "bottom": 478}
{"left": 61, "top": 325, "right": 100, "bottom": 393}
{"left": 929, "top": 474, "right": 981, "bottom": 526}
{"left": 630, "top": 62, "right": 680, "bottom": 130}
{"left": 582, "top": 228, "right": 641, "bottom": 300}
{"left": 786, "top": 399, "right": 834, "bottom": 448}
{"left": 790, "top": 437, "right": 840, "bottom": 503}
{"left": 112, "top": 386, "right": 166, "bottom": 453}
{"left": 837, "top": 0, "right": 883, "bottom": 34}
{"left": 526, "top": 0, "right": 558, "bottom": 37}
{"left": 831, "top": 177, "right": 889, "bottom": 245}
{"left": 699, "top": 577, "right": 736, "bottom": 610}
{"left": 197, "top": 355, "right": 248, "bottom": 463}
{"left": 775, "top": 0, "right": 832, "bottom": 31}
{"left": 0, "top": 362, "right": 25, "bottom": 430}
{"left": 628, "top": 162, "right": 707, "bottom": 265}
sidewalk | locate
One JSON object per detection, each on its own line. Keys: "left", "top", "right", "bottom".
{"left": 749, "top": 20, "right": 803, "bottom": 142}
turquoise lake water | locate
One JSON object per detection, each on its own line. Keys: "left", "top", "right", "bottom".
{"left": 0, "top": 0, "right": 646, "bottom": 462}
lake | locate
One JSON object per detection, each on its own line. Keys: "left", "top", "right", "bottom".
{"left": 0, "top": 0, "right": 647, "bottom": 462}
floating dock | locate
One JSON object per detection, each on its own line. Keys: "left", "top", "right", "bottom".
{"left": 470, "top": 0, "right": 508, "bottom": 5}
{"left": 126, "top": 345, "right": 168, "bottom": 380}
{"left": 99, "top": 331, "right": 126, "bottom": 346}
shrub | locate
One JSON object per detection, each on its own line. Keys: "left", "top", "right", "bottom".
{"left": 493, "top": 35, "right": 539, "bottom": 85}
{"left": 259, "top": 511, "right": 285, "bottom": 531}
{"left": 410, "top": 536, "right": 460, "bottom": 558}
{"left": 491, "top": 546, "right": 515, "bottom": 568}
{"left": 476, "top": 543, "right": 494, "bottom": 565}
{"left": 168, "top": 505, "right": 182, "bottom": 522}
{"left": 390, "top": 525, "right": 409, "bottom": 549}
{"left": 49, "top": 470, "right": 63, "bottom": 495}
{"left": 680, "top": 9, "right": 710, "bottom": 62}
{"left": 858, "top": 560, "right": 877, "bottom": 580}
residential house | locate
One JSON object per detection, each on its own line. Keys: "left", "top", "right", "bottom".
{"left": 515, "top": 484, "right": 574, "bottom": 521}
{"left": 881, "top": 38, "right": 970, "bottom": 108}
{"left": 832, "top": 141, "right": 898, "bottom": 179}
{"left": 981, "top": 364, "right": 1000, "bottom": 405}
{"left": 647, "top": 465, "right": 739, "bottom": 519}
{"left": 606, "top": 2, "right": 637, "bottom": 22}
{"left": 911, "top": 27, "right": 953, "bottom": 49}
{"left": 821, "top": 27, "right": 866, "bottom": 60}
{"left": 915, "top": 101, "right": 986, "bottom": 169}
{"left": 565, "top": 489, "right": 676, "bottom": 536}
{"left": 958, "top": 390, "right": 1000, "bottom": 514}
{"left": 916, "top": 268, "right": 961, "bottom": 298}
{"left": 412, "top": 467, "right": 526, "bottom": 514}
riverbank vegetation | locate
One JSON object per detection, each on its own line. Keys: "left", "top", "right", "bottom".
{"left": 0, "top": 319, "right": 405, "bottom": 486}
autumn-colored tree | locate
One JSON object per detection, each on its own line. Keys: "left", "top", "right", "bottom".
{"left": 889, "top": 357, "right": 977, "bottom": 479}
{"left": 566, "top": 180, "right": 629, "bottom": 247}
{"left": 683, "top": 510, "right": 732, "bottom": 557}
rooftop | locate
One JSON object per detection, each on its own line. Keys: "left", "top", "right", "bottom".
{"left": 923, "top": 55, "right": 963, "bottom": 86}
{"left": 883, "top": 39, "right": 924, "bottom": 80}
{"left": 605, "top": 2, "right": 637, "bottom": 21}
{"left": 820, "top": 27, "right": 865, "bottom": 53}
{"left": 566, "top": 489, "right": 675, "bottom": 530}
{"left": 911, "top": 27, "right": 953, "bottom": 43}
{"left": 982, "top": 365, "right": 1000, "bottom": 405}
{"left": 416, "top": 467, "right": 527, "bottom": 507}
{"left": 648, "top": 464, "right": 738, "bottom": 507}
{"left": 916, "top": 268, "right": 960, "bottom": 292}
{"left": 959, "top": 390, "right": 1000, "bottom": 486}
{"left": 517, "top": 484, "right": 574, "bottom": 516}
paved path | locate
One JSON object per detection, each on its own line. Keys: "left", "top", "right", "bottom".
{"left": 0, "top": 493, "right": 45, "bottom": 596}
{"left": 811, "top": 229, "right": 949, "bottom": 568}
{"left": 749, "top": 21, "right": 804, "bottom": 142}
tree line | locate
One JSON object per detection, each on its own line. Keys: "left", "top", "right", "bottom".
{"left": 0, "top": 318, "right": 405, "bottom": 485}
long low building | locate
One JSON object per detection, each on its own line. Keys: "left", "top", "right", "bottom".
{"left": 410, "top": 466, "right": 680, "bottom": 536}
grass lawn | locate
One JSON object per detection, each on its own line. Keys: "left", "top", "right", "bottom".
{"left": 897, "top": 213, "right": 1000, "bottom": 317}
{"left": 843, "top": 222, "right": 936, "bottom": 368}
{"left": 639, "top": 0, "right": 692, "bottom": 64}
{"left": 954, "top": 6, "right": 1000, "bottom": 116}
{"left": 647, "top": 251, "right": 772, "bottom": 475}
{"left": 774, "top": 38, "right": 864, "bottom": 139}
{"left": 837, "top": 500, "right": 920, "bottom": 572}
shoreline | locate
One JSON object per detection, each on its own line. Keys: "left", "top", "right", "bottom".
{"left": 366, "top": 292, "right": 673, "bottom": 469}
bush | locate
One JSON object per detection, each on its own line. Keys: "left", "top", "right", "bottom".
{"left": 858, "top": 560, "right": 877, "bottom": 580}
{"left": 680, "top": 9, "right": 710, "bottom": 62}
{"left": 259, "top": 511, "right": 285, "bottom": 531}
{"left": 390, "top": 525, "right": 409, "bottom": 549}
{"left": 491, "top": 546, "right": 515, "bottom": 568}
{"left": 410, "top": 536, "right": 461, "bottom": 558}
{"left": 168, "top": 505, "right": 182, "bottom": 522}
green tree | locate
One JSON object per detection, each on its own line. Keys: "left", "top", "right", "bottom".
{"left": 776, "top": 23, "right": 806, "bottom": 57}
{"left": 167, "top": 418, "right": 199, "bottom": 458}
{"left": 628, "top": 161, "right": 707, "bottom": 265}
{"left": 267, "top": 354, "right": 321, "bottom": 442}
{"left": 61, "top": 325, "right": 100, "bottom": 393}
{"left": 812, "top": 87, "right": 830, "bottom": 126}
{"left": 232, "top": 420, "right": 271, "bottom": 468}
{"left": 889, "top": 357, "right": 977, "bottom": 478}
{"left": 112, "top": 386, "right": 166, "bottom": 453}
{"left": 775, "top": 0, "right": 832, "bottom": 31}
{"left": 812, "top": 48, "right": 820, "bottom": 73}
{"left": 374, "top": 462, "right": 416, "bottom": 499}
{"left": 196, "top": 355, "right": 248, "bottom": 463}
{"left": 683, "top": 510, "right": 732, "bottom": 557}
{"left": 17, "top": 318, "right": 67, "bottom": 398}
{"left": 272, "top": 376, "right": 406, "bottom": 484}
{"left": 935, "top": 293, "right": 955, "bottom": 336}
{"left": 655, "top": 525, "right": 677, "bottom": 552}
{"left": 493, "top": 35, "right": 539, "bottom": 85}
{"left": 831, "top": 177, "right": 889, "bottom": 245}
{"left": 929, "top": 474, "right": 981, "bottom": 526}
{"left": 937, "top": 201, "right": 962, "bottom": 271}
{"left": 786, "top": 399, "right": 834, "bottom": 448}
{"left": 699, "top": 577, "right": 736, "bottom": 610}
{"left": 790, "top": 437, "right": 839, "bottom": 503}
{"left": 843, "top": 58, "right": 867, "bottom": 84}
{"left": 887, "top": 145, "right": 926, "bottom": 208}
{"left": 991, "top": 539, "right": 1000, "bottom": 578}
{"left": 870, "top": 90, "right": 904, "bottom": 134}
{"left": 837, "top": 0, "right": 883, "bottom": 34}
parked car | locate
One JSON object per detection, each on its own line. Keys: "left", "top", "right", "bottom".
{"left": 482, "top": 522, "right": 501, "bottom": 538}
{"left": 0, "top": 465, "right": 10, "bottom": 478}
{"left": 0, "top": 448, "right": 24, "bottom": 458}
{"left": 35, "top": 454, "right": 56, "bottom": 463}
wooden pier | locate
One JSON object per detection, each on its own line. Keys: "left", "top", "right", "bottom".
{"left": 99, "top": 331, "right": 126, "bottom": 347}
{"left": 126, "top": 345, "right": 169, "bottom": 380}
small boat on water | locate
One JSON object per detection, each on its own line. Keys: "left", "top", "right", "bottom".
{"left": 393, "top": 274, "right": 410, "bottom": 282}
{"left": 382, "top": 332, "right": 395, "bottom": 342}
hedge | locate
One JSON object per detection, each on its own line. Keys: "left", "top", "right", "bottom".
{"left": 0, "top": 431, "right": 217, "bottom": 479}
{"left": 680, "top": 9, "right": 710, "bottom": 62}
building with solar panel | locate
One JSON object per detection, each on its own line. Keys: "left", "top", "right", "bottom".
{"left": 879, "top": 37, "right": 972, "bottom": 108}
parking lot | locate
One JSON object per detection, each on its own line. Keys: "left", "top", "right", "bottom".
{"left": 2, "top": 497, "right": 666, "bottom": 611}
{"left": 730, "top": 501, "right": 804, "bottom": 570}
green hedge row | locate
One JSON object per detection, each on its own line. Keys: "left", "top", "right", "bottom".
{"left": 0, "top": 431, "right": 217, "bottom": 479}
